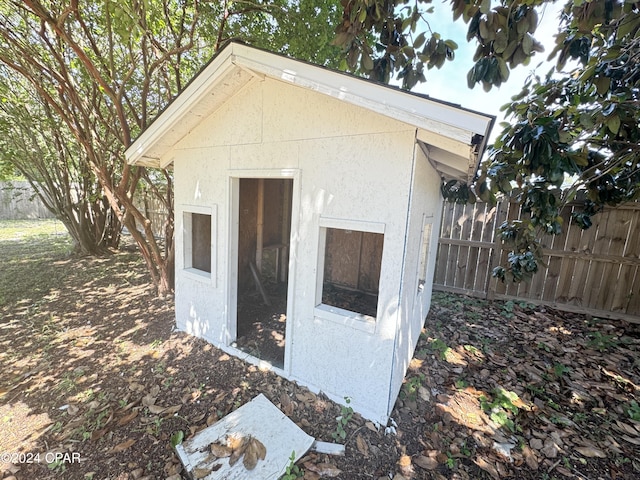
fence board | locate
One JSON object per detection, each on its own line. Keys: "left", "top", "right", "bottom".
{"left": 434, "top": 199, "right": 640, "bottom": 323}
{"left": 0, "top": 181, "right": 55, "bottom": 220}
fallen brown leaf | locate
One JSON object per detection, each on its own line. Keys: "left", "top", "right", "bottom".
{"left": 574, "top": 446, "right": 607, "bottom": 458}
{"left": 355, "top": 434, "right": 369, "bottom": 458}
{"left": 163, "top": 404, "right": 182, "bottom": 416}
{"left": 210, "top": 442, "right": 233, "bottom": 458}
{"left": 228, "top": 436, "right": 248, "bottom": 466}
{"left": 206, "top": 413, "right": 218, "bottom": 426}
{"left": 522, "top": 445, "right": 539, "bottom": 470}
{"left": 190, "top": 412, "right": 206, "bottom": 423}
{"left": 243, "top": 442, "right": 258, "bottom": 470}
{"left": 147, "top": 404, "right": 166, "bottom": 414}
{"left": 109, "top": 438, "right": 136, "bottom": 454}
{"left": 252, "top": 437, "right": 267, "bottom": 460}
{"left": 303, "top": 462, "right": 342, "bottom": 477}
{"left": 192, "top": 467, "right": 210, "bottom": 478}
{"left": 620, "top": 435, "right": 640, "bottom": 446}
{"left": 474, "top": 456, "right": 500, "bottom": 479}
{"left": 90, "top": 427, "right": 108, "bottom": 441}
{"left": 397, "top": 454, "right": 413, "bottom": 477}
{"left": 117, "top": 410, "right": 138, "bottom": 427}
{"left": 414, "top": 455, "right": 438, "bottom": 470}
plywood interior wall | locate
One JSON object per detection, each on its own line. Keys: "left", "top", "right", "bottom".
{"left": 324, "top": 229, "right": 384, "bottom": 294}
{"left": 237, "top": 178, "right": 292, "bottom": 291}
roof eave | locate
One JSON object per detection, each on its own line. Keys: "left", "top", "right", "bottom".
{"left": 125, "top": 41, "right": 495, "bottom": 171}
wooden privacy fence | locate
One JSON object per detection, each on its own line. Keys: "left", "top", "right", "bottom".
{"left": 133, "top": 191, "right": 169, "bottom": 239}
{"left": 0, "top": 181, "right": 55, "bottom": 220}
{"left": 434, "top": 200, "right": 640, "bottom": 323}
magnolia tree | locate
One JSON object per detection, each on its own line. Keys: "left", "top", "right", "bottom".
{"left": 334, "top": 0, "right": 640, "bottom": 281}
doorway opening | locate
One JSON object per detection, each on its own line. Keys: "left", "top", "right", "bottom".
{"left": 235, "top": 178, "right": 292, "bottom": 368}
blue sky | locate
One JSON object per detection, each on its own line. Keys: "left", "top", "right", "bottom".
{"left": 413, "top": 1, "right": 566, "bottom": 140}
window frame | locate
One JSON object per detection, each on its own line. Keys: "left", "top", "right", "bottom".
{"left": 417, "top": 216, "right": 433, "bottom": 295}
{"left": 314, "top": 217, "right": 385, "bottom": 333}
{"left": 182, "top": 205, "right": 216, "bottom": 284}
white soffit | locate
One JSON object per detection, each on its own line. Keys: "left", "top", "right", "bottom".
{"left": 125, "top": 42, "right": 494, "bottom": 168}
{"left": 418, "top": 142, "right": 476, "bottom": 182}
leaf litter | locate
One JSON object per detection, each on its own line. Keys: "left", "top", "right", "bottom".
{"left": 1, "top": 231, "right": 639, "bottom": 479}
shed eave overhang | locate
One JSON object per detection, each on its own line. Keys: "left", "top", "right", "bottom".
{"left": 125, "top": 42, "right": 494, "bottom": 171}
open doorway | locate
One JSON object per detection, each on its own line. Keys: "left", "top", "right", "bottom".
{"left": 235, "top": 178, "right": 292, "bottom": 368}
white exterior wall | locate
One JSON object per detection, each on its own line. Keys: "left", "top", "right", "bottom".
{"left": 172, "top": 77, "right": 423, "bottom": 422}
{"left": 387, "top": 144, "right": 444, "bottom": 414}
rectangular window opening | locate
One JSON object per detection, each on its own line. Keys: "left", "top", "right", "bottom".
{"left": 184, "top": 209, "right": 213, "bottom": 276}
{"left": 319, "top": 227, "right": 384, "bottom": 319}
{"left": 191, "top": 213, "right": 211, "bottom": 273}
{"left": 417, "top": 223, "right": 432, "bottom": 293}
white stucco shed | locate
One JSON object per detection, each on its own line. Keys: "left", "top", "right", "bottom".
{"left": 126, "top": 41, "right": 494, "bottom": 423}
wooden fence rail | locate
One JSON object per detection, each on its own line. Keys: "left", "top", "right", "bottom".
{"left": 434, "top": 200, "right": 640, "bottom": 323}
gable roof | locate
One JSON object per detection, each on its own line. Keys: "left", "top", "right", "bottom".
{"left": 125, "top": 41, "right": 494, "bottom": 182}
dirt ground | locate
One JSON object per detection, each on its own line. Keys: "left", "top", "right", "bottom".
{"left": 1, "top": 220, "right": 639, "bottom": 480}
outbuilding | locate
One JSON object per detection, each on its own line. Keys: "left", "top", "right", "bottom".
{"left": 126, "top": 41, "right": 494, "bottom": 423}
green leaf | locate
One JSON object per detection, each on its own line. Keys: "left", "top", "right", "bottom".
{"left": 413, "top": 32, "right": 426, "bottom": 49}
{"left": 595, "top": 76, "right": 611, "bottom": 96}
{"left": 361, "top": 54, "right": 374, "bottom": 71}
{"left": 444, "top": 39, "right": 458, "bottom": 50}
{"left": 170, "top": 430, "right": 184, "bottom": 448}
{"left": 494, "top": 30, "right": 508, "bottom": 53}
{"left": 606, "top": 114, "right": 621, "bottom": 135}
{"left": 522, "top": 32, "right": 533, "bottom": 55}
{"left": 497, "top": 57, "right": 509, "bottom": 81}
{"left": 467, "top": 66, "right": 477, "bottom": 89}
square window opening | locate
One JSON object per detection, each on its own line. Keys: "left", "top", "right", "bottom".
{"left": 319, "top": 227, "right": 383, "bottom": 319}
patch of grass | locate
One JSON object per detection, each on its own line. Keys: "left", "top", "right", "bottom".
{"left": 0, "top": 219, "right": 67, "bottom": 240}
{"left": 454, "top": 378, "right": 468, "bottom": 390}
{"left": 402, "top": 374, "right": 425, "bottom": 400}
{"left": 463, "top": 344, "right": 480, "bottom": 356}
{"left": 552, "top": 362, "right": 571, "bottom": 379}
{"left": 587, "top": 332, "right": 620, "bottom": 352}
{"left": 431, "top": 292, "right": 460, "bottom": 309}
{"left": 427, "top": 338, "right": 451, "bottom": 360}
{"left": 465, "top": 310, "right": 483, "bottom": 321}
{"left": 57, "top": 371, "right": 80, "bottom": 393}
{"left": 0, "top": 220, "right": 72, "bottom": 307}
{"left": 501, "top": 300, "right": 516, "bottom": 319}
{"left": 525, "top": 383, "right": 545, "bottom": 396}
{"left": 537, "top": 341, "right": 552, "bottom": 352}
{"left": 627, "top": 400, "right": 640, "bottom": 421}
{"left": 479, "top": 387, "right": 526, "bottom": 433}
